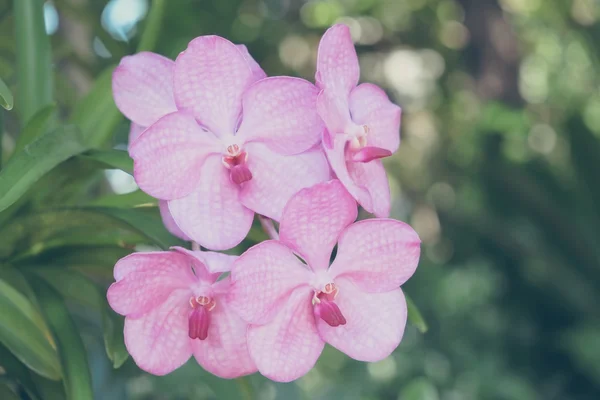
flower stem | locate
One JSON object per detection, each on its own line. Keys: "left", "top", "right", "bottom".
{"left": 258, "top": 215, "right": 279, "bottom": 240}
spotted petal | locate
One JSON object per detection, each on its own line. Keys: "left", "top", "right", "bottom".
{"left": 112, "top": 52, "right": 177, "bottom": 127}
{"left": 236, "top": 44, "right": 267, "bottom": 81}
{"left": 316, "top": 279, "right": 407, "bottom": 362}
{"left": 347, "top": 159, "right": 391, "bottom": 217}
{"left": 124, "top": 289, "right": 192, "bottom": 375}
{"left": 128, "top": 122, "right": 146, "bottom": 147}
{"left": 174, "top": 36, "right": 255, "bottom": 136}
{"left": 247, "top": 287, "right": 324, "bottom": 382}
{"left": 240, "top": 143, "right": 330, "bottom": 221}
{"left": 168, "top": 155, "right": 254, "bottom": 250}
{"left": 129, "top": 111, "right": 220, "bottom": 200}
{"left": 159, "top": 200, "right": 190, "bottom": 241}
{"left": 238, "top": 77, "right": 323, "bottom": 155}
{"left": 315, "top": 24, "right": 359, "bottom": 95}
{"left": 329, "top": 219, "right": 421, "bottom": 292}
{"left": 230, "top": 241, "right": 311, "bottom": 325}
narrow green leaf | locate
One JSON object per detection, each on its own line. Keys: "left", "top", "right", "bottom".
{"left": 0, "top": 125, "right": 88, "bottom": 213}
{"left": 137, "top": 0, "right": 167, "bottom": 52}
{"left": 0, "top": 279, "right": 61, "bottom": 380}
{"left": 0, "top": 76, "right": 13, "bottom": 110}
{"left": 14, "top": 0, "right": 53, "bottom": 124}
{"left": 79, "top": 149, "right": 133, "bottom": 174}
{"left": 70, "top": 66, "right": 123, "bottom": 148}
{"left": 0, "top": 344, "right": 43, "bottom": 400}
{"left": 406, "top": 294, "right": 428, "bottom": 333}
{"left": 32, "top": 278, "right": 94, "bottom": 400}
{"left": 0, "top": 383, "right": 19, "bottom": 400}
{"left": 33, "top": 268, "right": 129, "bottom": 368}
{"left": 12, "top": 104, "right": 57, "bottom": 156}
{"left": 89, "top": 189, "right": 156, "bottom": 208}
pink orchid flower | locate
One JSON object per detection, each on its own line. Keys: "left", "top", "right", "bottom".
{"left": 229, "top": 180, "right": 421, "bottom": 382}
{"left": 122, "top": 36, "right": 330, "bottom": 250}
{"left": 112, "top": 45, "right": 266, "bottom": 242}
{"left": 315, "top": 24, "right": 402, "bottom": 217}
{"left": 107, "top": 247, "right": 256, "bottom": 378}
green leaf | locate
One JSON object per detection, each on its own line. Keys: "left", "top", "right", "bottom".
{"left": 0, "top": 344, "right": 43, "bottom": 400}
{"left": 79, "top": 149, "right": 133, "bottom": 174}
{"left": 0, "top": 125, "right": 88, "bottom": 213}
{"left": 89, "top": 189, "right": 156, "bottom": 208}
{"left": 406, "top": 294, "right": 428, "bottom": 333}
{"left": 12, "top": 104, "right": 57, "bottom": 156}
{"left": 0, "top": 279, "right": 61, "bottom": 380}
{"left": 33, "top": 268, "right": 129, "bottom": 369}
{"left": 70, "top": 66, "right": 123, "bottom": 148}
{"left": 0, "top": 76, "right": 13, "bottom": 110}
{"left": 14, "top": 0, "right": 53, "bottom": 124}
{"left": 32, "top": 277, "right": 94, "bottom": 400}
{"left": 137, "top": 0, "right": 167, "bottom": 52}
{"left": 0, "top": 383, "right": 19, "bottom": 400}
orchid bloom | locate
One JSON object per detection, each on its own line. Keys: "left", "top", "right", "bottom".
{"left": 112, "top": 45, "right": 267, "bottom": 242}
{"left": 121, "top": 36, "right": 330, "bottom": 250}
{"left": 315, "top": 24, "right": 402, "bottom": 217}
{"left": 229, "top": 180, "right": 421, "bottom": 382}
{"left": 107, "top": 247, "right": 256, "bottom": 378}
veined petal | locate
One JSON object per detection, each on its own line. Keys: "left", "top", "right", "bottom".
{"left": 159, "top": 200, "right": 190, "bottom": 241}
{"left": 112, "top": 52, "right": 177, "bottom": 127}
{"left": 124, "top": 289, "right": 192, "bottom": 375}
{"left": 129, "top": 111, "right": 220, "bottom": 200}
{"left": 240, "top": 143, "right": 331, "bottom": 221}
{"left": 128, "top": 122, "right": 146, "bottom": 147}
{"left": 108, "top": 251, "right": 194, "bottom": 317}
{"left": 329, "top": 219, "right": 421, "bottom": 292}
{"left": 229, "top": 241, "right": 312, "bottom": 325}
{"left": 315, "top": 24, "right": 359, "bottom": 95}
{"left": 247, "top": 287, "right": 324, "bottom": 382}
{"left": 236, "top": 44, "right": 267, "bottom": 81}
{"left": 316, "top": 89, "right": 351, "bottom": 139}
{"left": 279, "top": 180, "right": 357, "bottom": 271}
{"left": 316, "top": 279, "right": 407, "bottom": 362}
{"left": 192, "top": 291, "right": 257, "bottom": 378}
{"left": 170, "top": 247, "right": 220, "bottom": 283}
{"left": 174, "top": 36, "right": 255, "bottom": 136}
{"left": 347, "top": 159, "right": 391, "bottom": 217}
{"left": 238, "top": 77, "right": 323, "bottom": 155}
{"left": 168, "top": 155, "right": 254, "bottom": 250}
{"left": 195, "top": 251, "right": 238, "bottom": 275}
{"left": 349, "top": 83, "right": 401, "bottom": 153}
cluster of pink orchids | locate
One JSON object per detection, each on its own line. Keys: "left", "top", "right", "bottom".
{"left": 107, "top": 24, "right": 421, "bottom": 382}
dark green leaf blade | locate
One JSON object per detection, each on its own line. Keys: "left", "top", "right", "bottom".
{"left": 406, "top": 293, "right": 428, "bottom": 333}
{"left": 79, "top": 149, "right": 133, "bottom": 174}
{"left": 0, "top": 125, "right": 88, "bottom": 213}
{"left": 12, "top": 104, "right": 57, "bottom": 156}
{"left": 0, "top": 383, "right": 20, "bottom": 400}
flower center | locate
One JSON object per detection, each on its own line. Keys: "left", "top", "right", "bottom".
{"left": 188, "top": 296, "right": 216, "bottom": 340}
{"left": 312, "top": 282, "right": 346, "bottom": 327}
{"left": 221, "top": 144, "right": 252, "bottom": 185}
{"left": 347, "top": 124, "right": 370, "bottom": 151}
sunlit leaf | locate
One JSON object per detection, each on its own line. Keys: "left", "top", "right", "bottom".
{"left": 79, "top": 149, "right": 133, "bottom": 174}
{"left": 0, "top": 76, "right": 13, "bottom": 110}
{"left": 89, "top": 189, "right": 156, "bottom": 208}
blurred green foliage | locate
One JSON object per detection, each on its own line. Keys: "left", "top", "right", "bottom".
{"left": 1, "top": 0, "right": 600, "bottom": 399}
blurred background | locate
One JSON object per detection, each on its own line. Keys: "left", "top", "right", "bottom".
{"left": 1, "top": 0, "right": 600, "bottom": 399}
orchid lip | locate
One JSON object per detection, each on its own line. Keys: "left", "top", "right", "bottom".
{"left": 188, "top": 296, "right": 216, "bottom": 340}
{"left": 312, "top": 282, "right": 346, "bottom": 327}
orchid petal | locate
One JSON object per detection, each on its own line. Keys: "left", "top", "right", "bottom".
{"left": 112, "top": 52, "right": 177, "bottom": 127}
{"left": 230, "top": 241, "right": 311, "bottom": 325}
{"left": 329, "top": 219, "right": 421, "bottom": 292}
{"left": 170, "top": 247, "right": 220, "bottom": 283}
{"left": 174, "top": 36, "right": 255, "bottom": 136}
{"left": 349, "top": 83, "right": 401, "bottom": 153}
{"left": 128, "top": 122, "right": 146, "bottom": 147}
{"left": 279, "top": 180, "right": 357, "bottom": 271}
{"left": 316, "top": 89, "right": 351, "bottom": 137}
{"left": 123, "top": 289, "right": 192, "bottom": 375}
{"left": 168, "top": 155, "right": 254, "bottom": 250}
{"left": 129, "top": 111, "right": 220, "bottom": 200}
{"left": 247, "top": 287, "right": 324, "bottom": 382}
{"left": 315, "top": 24, "right": 359, "bottom": 95}
{"left": 235, "top": 44, "right": 267, "bottom": 81}
{"left": 351, "top": 146, "right": 392, "bottom": 163}
{"left": 238, "top": 77, "right": 323, "bottom": 155}
{"left": 159, "top": 200, "right": 190, "bottom": 241}
{"left": 347, "top": 159, "right": 391, "bottom": 217}
{"left": 240, "top": 143, "right": 331, "bottom": 221}
{"left": 317, "top": 279, "right": 407, "bottom": 362}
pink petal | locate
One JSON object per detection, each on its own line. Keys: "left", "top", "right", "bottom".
{"left": 238, "top": 77, "right": 323, "bottom": 155}
{"left": 347, "top": 159, "right": 391, "bottom": 217}
{"left": 124, "top": 289, "right": 192, "bottom": 375}
{"left": 159, "top": 200, "right": 190, "bottom": 241}
{"left": 349, "top": 83, "right": 401, "bottom": 153}
{"left": 315, "top": 24, "right": 359, "bottom": 95}
{"left": 112, "top": 52, "right": 177, "bottom": 127}
{"left": 108, "top": 252, "right": 194, "bottom": 317}
{"left": 316, "top": 279, "right": 407, "bottom": 362}
{"left": 174, "top": 36, "right": 255, "bottom": 136}
{"left": 168, "top": 155, "right": 254, "bottom": 250}
{"left": 194, "top": 251, "right": 238, "bottom": 275}
{"left": 279, "top": 180, "right": 357, "bottom": 271}
{"left": 247, "top": 287, "right": 324, "bottom": 382}
{"left": 316, "top": 89, "right": 352, "bottom": 137}
{"left": 129, "top": 111, "right": 220, "bottom": 200}
{"left": 239, "top": 143, "right": 331, "bottom": 221}
{"left": 192, "top": 291, "right": 257, "bottom": 378}
{"left": 328, "top": 219, "right": 421, "bottom": 292}
{"left": 235, "top": 44, "right": 267, "bottom": 81}
{"left": 128, "top": 122, "right": 146, "bottom": 147}
{"left": 229, "top": 241, "right": 312, "bottom": 325}
{"left": 351, "top": 146, "right": 392, "bottom": 163}
{"left": 170, "top": 247, "right": 220, "bottom": 283}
